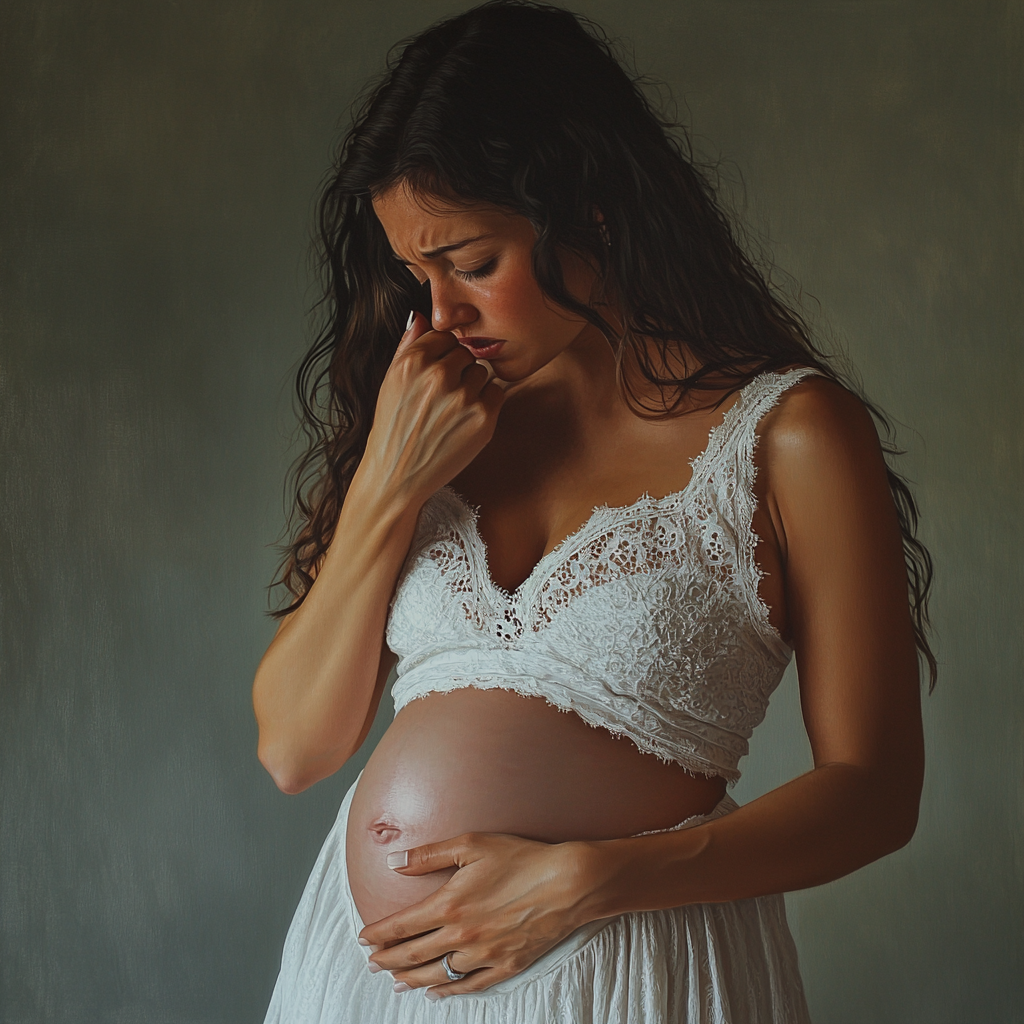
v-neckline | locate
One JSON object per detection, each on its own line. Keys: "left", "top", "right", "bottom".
{"left": 440, "top": 374, "right": 757, "bottom": 602}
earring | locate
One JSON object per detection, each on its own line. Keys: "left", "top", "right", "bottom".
{"left": 599, "top": 223, "right": 611, "bottom": 247}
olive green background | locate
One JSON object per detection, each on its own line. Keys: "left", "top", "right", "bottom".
{"left": 1, "top": 1, "right": 1020, "bottom": 1021}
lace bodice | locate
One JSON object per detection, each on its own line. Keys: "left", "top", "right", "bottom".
{"left": 384, "top": 368, "right": 816, "bottom": 783}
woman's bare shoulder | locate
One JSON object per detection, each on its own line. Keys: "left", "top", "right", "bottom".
{"left": 758, "top": 371, "right": 884, "bottom": 473}
{"left": 755, "top": 371, "right": 902, "bottom": 572}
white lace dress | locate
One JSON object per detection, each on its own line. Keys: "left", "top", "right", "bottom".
{"left": 263, "top": 369, "right": 817, "bottom": 1024}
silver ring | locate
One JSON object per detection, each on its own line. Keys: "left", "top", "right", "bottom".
{"left": 441, "top": 953, "right": 466, "bottom": 981}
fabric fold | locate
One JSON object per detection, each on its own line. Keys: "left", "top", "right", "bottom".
{"left": 264, "top": 779, "right": 811, "bottom": 1024}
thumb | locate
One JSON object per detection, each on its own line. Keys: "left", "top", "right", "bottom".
{"left": 385, "top": 836, "right": 470, "bottom": 875}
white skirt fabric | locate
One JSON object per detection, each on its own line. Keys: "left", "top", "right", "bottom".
{"left": 263, "top": 778, "right": 812, "bottom": 1024}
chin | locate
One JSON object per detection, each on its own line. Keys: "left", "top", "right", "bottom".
{"left": 490, "top": 349, "right": 561, "bottom": 384}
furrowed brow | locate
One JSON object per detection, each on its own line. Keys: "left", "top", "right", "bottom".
{"left": 392, "top": 234, "right": 494, "bottom": 264}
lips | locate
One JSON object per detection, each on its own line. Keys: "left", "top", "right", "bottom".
{"left": 458, "top": 338, "right": 506, "bottom": 359}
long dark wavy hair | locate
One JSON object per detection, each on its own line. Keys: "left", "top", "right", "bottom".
{"left": 271, "top": 0, "right": 937, "bottom": 688}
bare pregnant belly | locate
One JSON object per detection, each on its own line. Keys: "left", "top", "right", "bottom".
{"left": 345, "top": 688, "right": 726, "bottom": 926}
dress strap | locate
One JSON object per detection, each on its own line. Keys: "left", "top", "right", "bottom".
{"left": 710, "top": 367, "right": 820, "bottom": 652}
{"left": 729, "top": 367, "right": 822, "bottom": 456}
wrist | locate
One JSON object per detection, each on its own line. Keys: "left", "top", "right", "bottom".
{"left": 570, "top": 827, "right": 709, "bottom": 923}
{"left": 344, "top": 459, "right": 424, "bottom": 535}
{"left": 567, "top": 838, "right": 639, "bottom": 925}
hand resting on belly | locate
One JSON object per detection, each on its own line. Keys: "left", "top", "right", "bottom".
{"left": 346, "top": 688, "right": 726, "bottom": 925}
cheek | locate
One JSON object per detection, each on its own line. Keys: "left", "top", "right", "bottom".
{"left": 487, "top": 280, "right": 538, "bottom": 323}
{"left": 480, "top": 264, "right": 568, "bottom": 333}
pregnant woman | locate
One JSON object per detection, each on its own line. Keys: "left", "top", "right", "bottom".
{"left": 254, "top": 3, "right": 934, "bottom": 1021}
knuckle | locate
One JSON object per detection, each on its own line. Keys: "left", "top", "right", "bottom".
{"left": 450, "top": 361, "right": 474, "bottom": 386}
{"left": 437, "top": 366, "right": 462, "bottom": 393}
{"left": 464, "top": 403, "right": 488, "bottom": 427}
{"left": 436, "top": 895, "right": 460, "bottom": 922}
{"left": 426, "top": 362, "right": 449, "bottom": 387}
{"left": 489, "top": 944, "right": 512, "bottom": 965}
{"left": 399, "top": 348, "right": 426, "bottom": 372}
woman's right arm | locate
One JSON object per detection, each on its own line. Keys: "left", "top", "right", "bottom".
{"left": 252, "top": 314, "right": 504, "bottom": 793}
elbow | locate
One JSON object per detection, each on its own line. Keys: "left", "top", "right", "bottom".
{"left": 840, "top": 760, "right": 922, "bottom": 863}
{"left": 257, "top": 734, "right": 349, "bottom": 795}
{"left": 872, "top": 770, "right": 922, "bottom": 857}
{"left": 256, "top": 721, "right": 359, "bottom": 795}
{"left": 252, "top": 677, "right": 365, "bottom": 794}
{"left": 267, "top": 769, "right": 313, "bottom": 797}
{"left": 258, "top": 740, "right": 315, "bottom": 794}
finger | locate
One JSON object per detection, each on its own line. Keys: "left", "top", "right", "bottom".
{"left": 479, "top": 377, "right": 507, "bottom": 413}
{"left": 358, "top": 888, "right": 454, "bottom": 948}
{"left": 474, "top": 358, "right": 509, "bottom": 390}
{"left": 404, "top": 324, "right": 467, "bottom": 361}
{"left": 438, "top": 341, "right": 477, "bottom": 372}
{"left": 390, "top": 951, "right": 476, "bottom": 991}
{"left": 370, "top": 931, "right": 459, "bottom": 973}
{"left": 459, "top": 359, "right": 491, "bottom": 392}
{"left": 359, "top": 907, "right": 441, "bottom": 950}
{"left": 394, "top": 310, "right": 430, "bottom": 353}
{"left": 423, "top": 966, "right": 508, "bottom": 1000}
{"left": 385, "top": 834, "right": 476, "bottom": 876}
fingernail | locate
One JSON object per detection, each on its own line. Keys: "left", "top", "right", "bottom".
{"left": 357, "top": 937, "right": 371, "bottom": 946}
{"left": 386, "top": 850, "right": 408, "bottom": 870}
{"left": 405, "top": 310, "right": 415, "bottom": 331}
{"left": 367, "top": 961, "right": 382, "bottom": 974}
{"left": 393, "top": 982, "right": 411, "bottom": 993}
{"left": 424, "top": 988, "right": 442, "bottom": 1001}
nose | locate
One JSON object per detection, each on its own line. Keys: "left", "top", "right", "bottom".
{"left": 429, "top": 281, "right": 478, "bottom": 334}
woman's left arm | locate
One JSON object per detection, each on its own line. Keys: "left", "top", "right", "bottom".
{"left": 585, "top": 377, "right": 926, "bottom": 914}
{"left": 362, "top": 379, "right": 925, "bottom": 994}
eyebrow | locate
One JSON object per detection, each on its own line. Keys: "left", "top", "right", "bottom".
{"left": 392, "top": 234, "right": 494, "bottom": 264}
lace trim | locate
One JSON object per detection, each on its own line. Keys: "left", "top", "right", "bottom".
{"left": 414, "top": 368, "right": 815, "bottom": 651}
{"left": 723, "top": 367, "right": 819, "bottom": 653}
{"left": 386, "top": 368, "right": 816, "bottom": 784}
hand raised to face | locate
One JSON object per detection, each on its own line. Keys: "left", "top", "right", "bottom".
{"left": 362, "top": 310, "right": 506, "bottom": 509}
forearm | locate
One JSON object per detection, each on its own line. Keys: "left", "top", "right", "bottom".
{"left": 253, "top": 465, "right": 421, "bottom": 790}
{"left": 577, "top": 760, "right": 921, "bottom": 921}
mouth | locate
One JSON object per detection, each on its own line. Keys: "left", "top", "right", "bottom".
{"left": 458, "top": 337, "right": 506, "bottom": 359}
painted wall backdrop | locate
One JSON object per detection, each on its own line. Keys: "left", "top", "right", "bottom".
{"left": 1, "top": 2, "right": 1020, "bottom": 1022}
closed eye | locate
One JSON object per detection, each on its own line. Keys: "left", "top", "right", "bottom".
{"left": 455, "top": 257, "right": 498, "bottom": 281}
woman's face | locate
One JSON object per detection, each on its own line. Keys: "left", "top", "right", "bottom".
{"left": 372, "top": 184, "right": 603, "bottom": 382}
